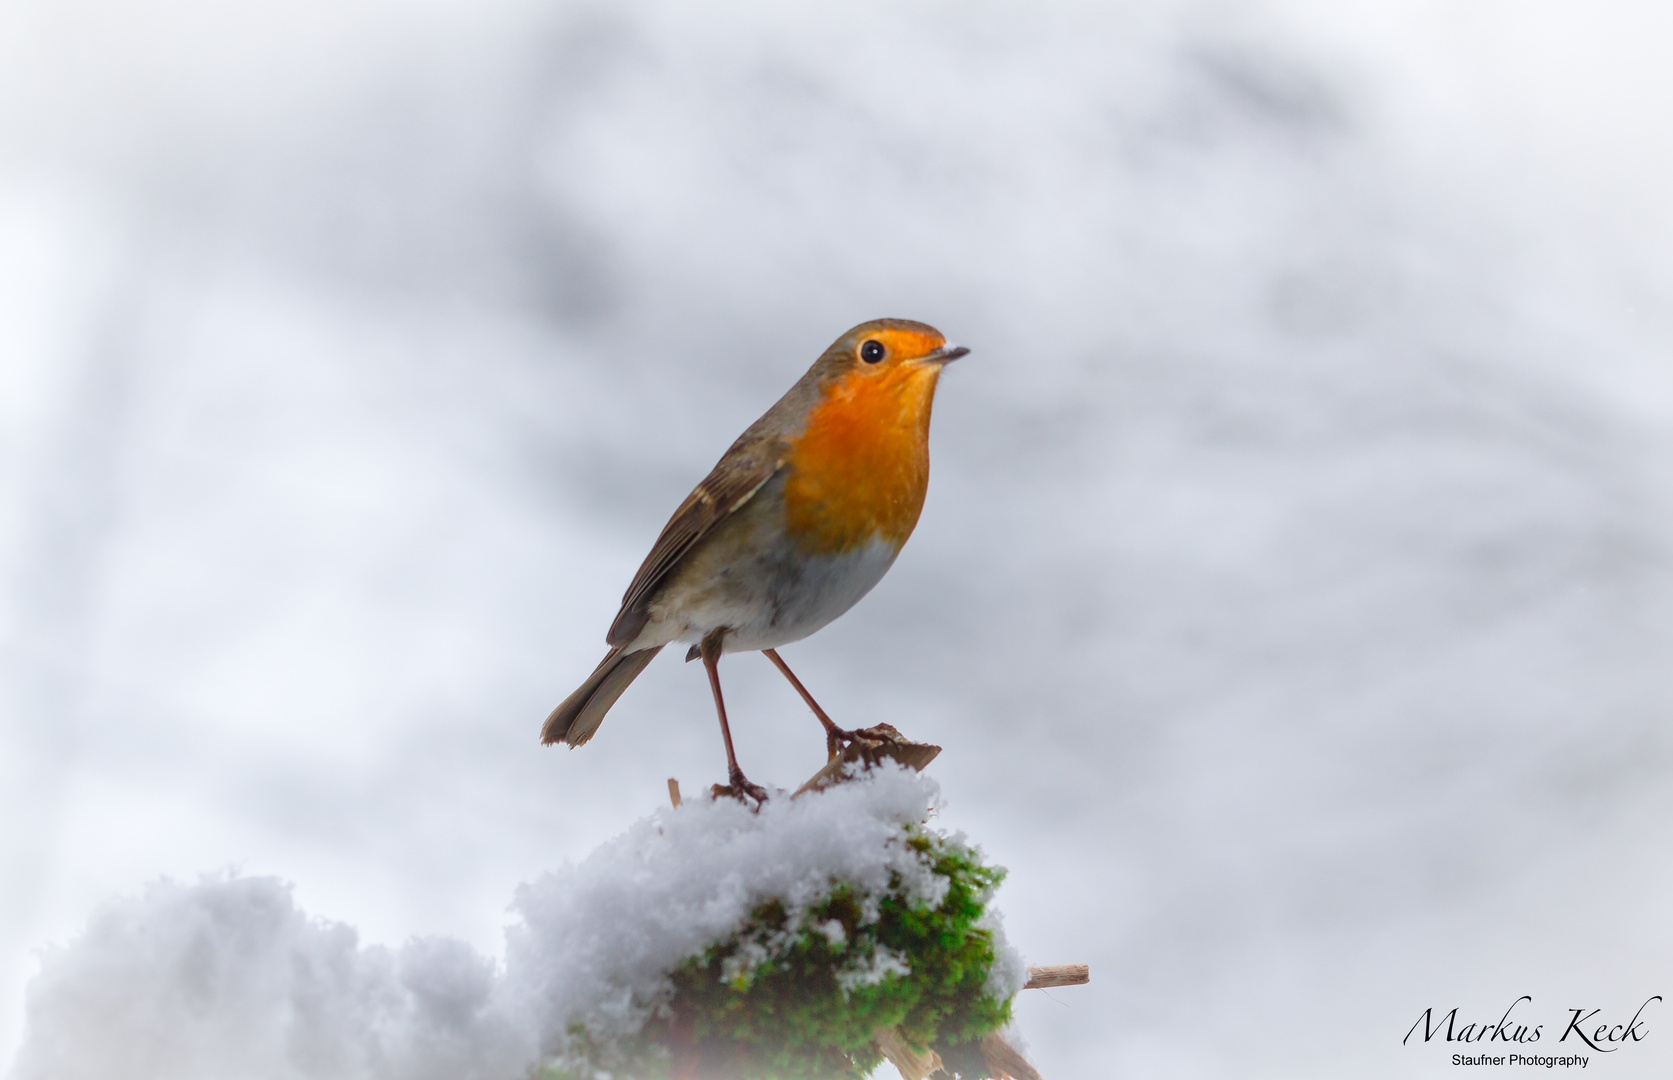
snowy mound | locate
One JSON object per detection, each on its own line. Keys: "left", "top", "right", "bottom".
{"left": 11, "top": 766, "right": 1022, "bottom": 1080}
{"left": 9, "top": 878, "right": 532, "bottom": 1080}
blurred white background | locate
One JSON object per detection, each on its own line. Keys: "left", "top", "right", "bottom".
{"left": 4, "top": 0, "right": 1673, "bottom": 1075}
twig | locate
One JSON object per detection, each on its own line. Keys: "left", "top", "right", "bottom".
{"left": 792, "top": 724, "right": 942, "bottom": 797}
{"left": 978, "top": 1032, "right": 1044, "bottom": 1080}
{"left": 667, "top": 778, "right": 682, "bottom": 808}
{"left": 874, "top": 1027, "right": 943, "bottom": 1080}
{"left": 1024, "top": 964, "right": 1089, "bottom": 989}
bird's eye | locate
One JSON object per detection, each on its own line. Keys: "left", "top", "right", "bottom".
{"left": 860, "top": 340, "right": 885, "bottom": 364}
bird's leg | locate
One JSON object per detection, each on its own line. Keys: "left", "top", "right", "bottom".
{"left": 701, "top": 629, "right": 768, "bottom": 805}
{"left": 762, "top": 648, "right": 858, "bottom": 761}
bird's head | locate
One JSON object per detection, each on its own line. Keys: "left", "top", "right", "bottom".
{"left": 819, "top": 318, "right": 969, "bottom": 382}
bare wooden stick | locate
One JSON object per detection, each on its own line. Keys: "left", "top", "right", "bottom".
{"left": 793, "top": 724, "right": 941, "bottom": 798}
{"left": 1024, "top": 964, "right": 1089, "bottom": 989}
{"left": 667, "top": 778, "right": 682, "bottom": 808}
{"left": 873, "top": 1027, "right": 942, "bottom": 1080}
{"left": 979, "top": 1031, "right": 1044, "bottom": 1080}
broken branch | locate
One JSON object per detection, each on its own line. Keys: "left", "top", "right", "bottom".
{"left": 1024, "top": 964, "right": 1089, "bottom": 989}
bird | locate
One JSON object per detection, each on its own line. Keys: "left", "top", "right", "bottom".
{"left": 541, "top": 318, "right": 967, "bottom": 802}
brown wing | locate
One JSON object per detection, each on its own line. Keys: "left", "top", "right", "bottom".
{"left": 606, "top": 437, "right": 783, "bottom": 646}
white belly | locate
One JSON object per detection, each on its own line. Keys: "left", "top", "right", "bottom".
{"left": 726, "top": 536, "right": 900, "bottom": 651}
{"left": 628, "top": 534, "right": 902, "bottom": 654}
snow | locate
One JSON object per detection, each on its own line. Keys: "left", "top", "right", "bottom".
{"left": 10, "top": 876, "right": 530, "bottom": 1080}
{"left": 10, "top": 767, "right": 1020, "bottom": 1079}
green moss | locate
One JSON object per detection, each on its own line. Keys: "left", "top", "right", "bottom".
{"left": 543, "top": 825, "right": 1013, "bottom": 1080}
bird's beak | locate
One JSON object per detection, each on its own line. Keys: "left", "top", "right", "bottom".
{"left": 924, "top": 344, "right": 970, "bottom": 365}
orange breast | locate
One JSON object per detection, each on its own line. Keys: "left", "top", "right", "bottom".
{"left": 782, "top": 362, "right": 942, "bottom": 555}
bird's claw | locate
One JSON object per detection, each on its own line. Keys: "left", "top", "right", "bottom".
{"left": 825, "top": 727, "right": 860, "bottom": 761}
{"left": 713, "top": 771, "right": 770, "bottom": 807}
{"left": 826, "top": 723, "right": 907, "bottom": 761}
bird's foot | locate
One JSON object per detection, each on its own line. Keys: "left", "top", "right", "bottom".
{"left": 825, "top": 728, "right": 857, "bottom": 761}
{"left": 712, "top": 769, "right": 770, "bottom": 807}
{"left": 825, "top": 722, "right": 912, "bottom": 761}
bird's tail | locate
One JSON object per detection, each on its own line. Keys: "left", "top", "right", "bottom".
{"left": 541, "top": 645, "right": 664, "bottom": 747}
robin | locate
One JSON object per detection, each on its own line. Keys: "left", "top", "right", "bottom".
{"left": 541, "top": 318, "right": 967, "bottom": 802}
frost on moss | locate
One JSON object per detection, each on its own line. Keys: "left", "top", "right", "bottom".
{"left": 541, "top": 823, "right": 1016, "bottom": 1080}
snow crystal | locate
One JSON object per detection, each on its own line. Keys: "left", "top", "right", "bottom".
{"left": 834, "top": 946, "right": 911, "bottom": 994}
{"left": 979, "top": 910, "right": 1029, "bottom": 1003}
{"left": 10, "top": 766, "right": 1022, "bottom": 1079}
